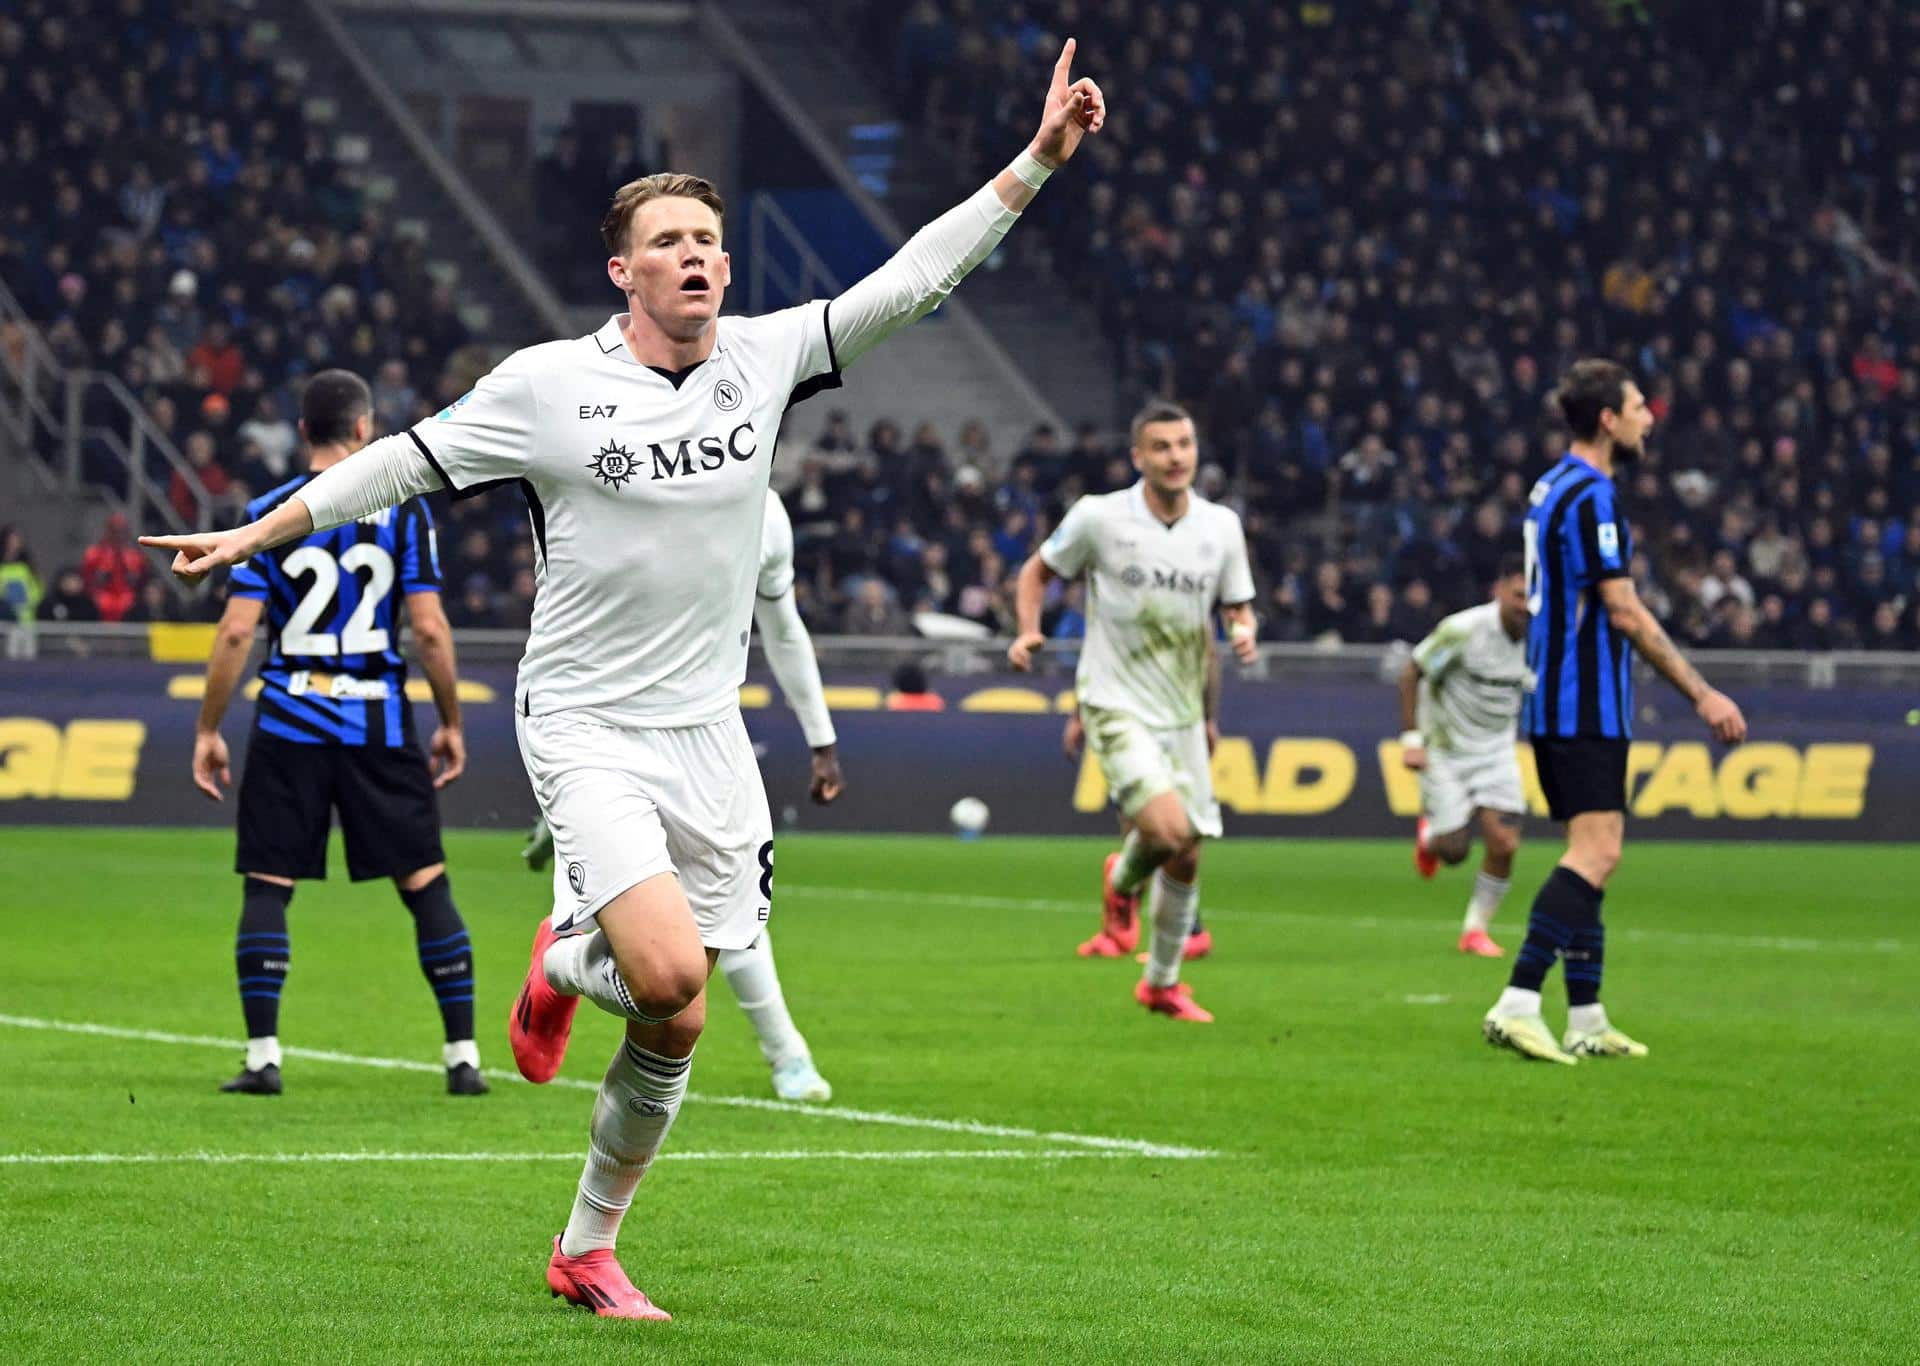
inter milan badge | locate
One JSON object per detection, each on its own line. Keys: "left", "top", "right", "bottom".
{"left": 588, "top": 440, "right": 636, "bottom": 489}
{"left": 567, "top": 861, "right": 586, "bottom": 896}
{"left": 714, "top": 379, "right": 742, "bottom": 412}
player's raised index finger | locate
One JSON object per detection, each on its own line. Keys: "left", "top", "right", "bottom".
{"left": 1052, "top": 36, "right": 1076, "bottom": 85}
{"left": 139, "top": 535, "right": 194, "bottom": 549}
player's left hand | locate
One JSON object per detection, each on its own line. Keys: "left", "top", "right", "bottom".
{"left": 191, "top": 728, "right": 231, "bottom": 801}
{"left": 1697, "top": 689, "right": 1747, "bottom": 746}
{"left": 139, "top": 526, "right": 259, "bottom": 586}
{"left": 1028, "top": 37, "right": 1105, "bottom": 168}
{"left": 429, "top": 725, "right": 466, "bottom": 788}
{"left": 1206, "top": 720, "right": 1221, "bottom": 756}
{"left": 809, "top": 745, "right": 844, "bottom": 804}
{"left": 1228, "top": 620, "right": 1258, "bottom": 664}
{"left": 1063, "top": 711, "right": 1084, "bottom": 759}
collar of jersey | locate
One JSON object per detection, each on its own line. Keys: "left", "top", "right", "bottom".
{"left": 594, "top": 313, "right": 729, "bottom": 388}
{"left": 1130, "top": 479, "right": 1191, "bottom": 530}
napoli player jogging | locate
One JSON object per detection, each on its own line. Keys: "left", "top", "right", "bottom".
{"left": 191, "top": 369, "right": 485, "bottom": 1097}
{"left": 1482, "top": 360, "right": 1747, "bottom": 1065}
{"left": 1009, "top": 402, "right": 1258, "bottom": 1023}
{"left": 520, "top": 491, "right": 844, "bottom": 1103}
{"left": 144, "top": 42, "right": 1104, "bottom": 1322}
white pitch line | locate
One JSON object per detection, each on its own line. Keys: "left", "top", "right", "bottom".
{"left": 0, "top": 1148, "right": 1135, "bottom": 1168}
{"left": 0, "top": 1014, "right": 1214, "bottom": 1161}
{"left": 781, "top": 885, "right": 1907, "bottom": 955}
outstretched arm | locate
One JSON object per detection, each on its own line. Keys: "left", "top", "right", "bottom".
{"left": 1008, "top": 552, "right": 1057, "bottom": 670}
{"left": 1598, "top": 578, "right": 1746, "bottom": 743}
{"left": 828, "top": 39, "right": 1105, "bottom": 368}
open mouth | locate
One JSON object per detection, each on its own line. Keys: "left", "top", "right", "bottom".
{"left": 680, "top": 275, "right": 710, "bottom": 294}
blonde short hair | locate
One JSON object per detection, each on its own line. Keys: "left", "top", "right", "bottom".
{"left": 600, "top": 173, "right": 726, "bottom": 255}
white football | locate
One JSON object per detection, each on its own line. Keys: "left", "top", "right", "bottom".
{"left": 948, "top": 796, "right": 990, "bottom": 836}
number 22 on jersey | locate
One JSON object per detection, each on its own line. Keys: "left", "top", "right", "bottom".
{"left": 280, "top": 543, "right": 395, "bottom": 656}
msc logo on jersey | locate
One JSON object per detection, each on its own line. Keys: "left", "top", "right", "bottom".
{"left": 1120, "top": 565, "right": 1147, "bottom": 588}
{"left": 714, "top": 379, "right": 743, "bottom": 412}
{"left": 645, "top": 421, "right": 758, "bottom": 481}
{"left": 589, "top": 441, "right": 638, "bottom": 490}
{"left": 1118, "top": 565, "right": 1218, "bottom": 595}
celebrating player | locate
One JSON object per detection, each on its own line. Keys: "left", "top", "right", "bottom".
{"left": 520, "top": 490, "right": 842, "bottom": 1103}
{"left": 1483, "top": 360, "right": 1747, "bottom": 1064}
{"left": 1399, "top": 553, "right": 1531, "bottom": 958}
{"left": 190, "top": 369, "right": 485, "bottom": 1098}
{"left": 1009, "top": 402, "right": 1256, "bottom": 1023}
{"left": 144, "top": 41, "right": 1104, "bottom": 1321}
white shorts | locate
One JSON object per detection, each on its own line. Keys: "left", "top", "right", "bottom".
{"left": 515, "top": 708, "right": 773, "bottom": 951}
{"left": 1419, "top": 746, "right": 1525, "bottom": 835}
{"left": 1083, "top": 703, "right": 1222, "bottom": 839}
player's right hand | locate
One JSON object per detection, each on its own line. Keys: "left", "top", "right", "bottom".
{"left": 1697, "top": 689, "right": 1747, "bottom": 745}
{"left": 1007, "top": 631, "right": 1046, "bottom": 671}
{"left": 139, "top": 527, "right": 256, "bottom": 585}
{"left": 1063, "top": 711, "right": 1084, "bottom": 759}
{"left": 192, "top": 729, "right": 231, "bottom": 801}
{"left": 1401, "top": 744, "right": 1428, "bottom": 772}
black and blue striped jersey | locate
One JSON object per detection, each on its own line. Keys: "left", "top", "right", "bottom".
{"left": 1521, "top": 453, "right": 1635, "bottom": 740}
{"left": 228, "top": 473, "right": 441, "bottom": 746}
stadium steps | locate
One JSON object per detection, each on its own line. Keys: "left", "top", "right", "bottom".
{"left": 258, "top": 4, "right": 566, "bottom": 356}
{"left": 708, "top": 0, "right": 1121, "bottom": 433}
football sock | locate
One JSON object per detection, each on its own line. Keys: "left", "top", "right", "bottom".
{"left": 1189, "top": 909, "right": 1205, "bottom": 936}
{"left": 400, "top": 874, "right": 476, "bottom": 1045}
{"left": 545, "top": 930, "right": 676, "bottom": 1024}
{"left": 1464, "top": 871, "right": 1510, "bottom": 934}
{"left": 560, "top": 1040, "right": 693, "bottom": 1256}
{"left": 1492, "top": 985, "right": 1542, "bottom": 1019}
{"left": 1561, "top": 878, "right": 1606, "bottom": 1008}
{"left": 235, "top": 878, "right": 293, "bottom": 1053}
{"left": 1507, "top": 866, "right": 1597, "bottom": 994}
{"left": 1566, "top": 1002, "right": 1609, "bottom": 1034}
{"left": 443, "top": 1040, "right": 481, "bottom": 1070}
{"left": 1110, "top": 830, "right": 1158, "bottom": 895}
{"left": 1143, "top": 870, "right": 1199, "bottom": 988}
{"left": 718, "top": 931, "right": 808, "bottom": 1067}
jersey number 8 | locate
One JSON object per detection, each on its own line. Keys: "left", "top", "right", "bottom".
{"left": 280, "top": 543, "right": 395, "bottom": 656}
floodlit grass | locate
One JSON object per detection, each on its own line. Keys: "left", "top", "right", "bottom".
{"left": 0, "top": 828, "right": 1914, "bottom": 1363}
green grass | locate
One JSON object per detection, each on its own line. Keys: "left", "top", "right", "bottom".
{"left": 0, "top": 828, "right": 1915, "bottom": 1364}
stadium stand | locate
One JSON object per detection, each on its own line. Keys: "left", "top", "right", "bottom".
{"left": 6, "top": 0, "right": 1919, "bottom": 650}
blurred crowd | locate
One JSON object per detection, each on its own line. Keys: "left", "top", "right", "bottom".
{"left": 9, "top": 0, "right": 1920, "bottom": 653}
{"left": 1, "top": 0, "right": 485, "bottom": 527}
{"left": 829, "top": 0, "right": 1920, "bottom": 650}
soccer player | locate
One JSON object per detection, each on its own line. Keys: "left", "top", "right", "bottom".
{"left": 1399, "top": 553, "right": 1531, "bottom": 958}
{"left": 144, "top": 42, "right": 1104, "bottom": 1321}
{"left": 1482, "top": 360, "right": 1746, "bottom": 1064}
{"left": 520, "top": 490, "right": 843, "bottom": 1103}
{"left": 191, "top": 369, "right": 485, "bottom": 1097}
{"left": 1009, "top": 402, "right": 1257, "bottom": 1023}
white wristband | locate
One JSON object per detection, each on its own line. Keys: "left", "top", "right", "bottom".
{"left": 1400, "top": 730, "right": 1424, "bottom": 749}
{"left": 1009, "top": 149, "right": 1055, "bottom": 190}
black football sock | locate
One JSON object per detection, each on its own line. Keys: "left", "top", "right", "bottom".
{"left": 1560, "top": 873, "right": 1606, "bottom": 1008}
{"left": 401, "top": 873, "right": 475, "bottom": 1044}
{"left": 236, "top": 878, "right": 294, "bottom": 1043}
{"left": 1506, "top": 866, "right": 1598, "bottom": 993}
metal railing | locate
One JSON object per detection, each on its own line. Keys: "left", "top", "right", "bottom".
{"left": 747, "top": 191, "right": 845, "bottom": 315}
{"left": 0, "top": 278, "right": 210, "bottom": 534}
{"left": 8, "top": 621, "right": 1920, "bottom": 693}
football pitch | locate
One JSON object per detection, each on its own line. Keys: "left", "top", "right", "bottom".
{"left": 1, "top": 828, "right": 1914, "bottom": 1364}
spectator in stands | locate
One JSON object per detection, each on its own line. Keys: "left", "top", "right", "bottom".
{"left": 842, "top": 579, "right": 910, "bottom": 637}
{"left": 171, "top": 430, "right": 233, "bottom": 525}
{"left": 885, "top": 662, "right": 946, "bottom": 711}
{"left": 0, "top": 526, "right": 42, "bottom": 624}
{"left": 79, "top": 513, "right": 145, "bottom": 623}
{"left": 125, "top": 577, "right": 186, "bottom": 624}
{"left": 236, "top": 392, "right": 298, "bottom": 487}
{"left": 36, "top": 568, "right": 100, "bottom": 623}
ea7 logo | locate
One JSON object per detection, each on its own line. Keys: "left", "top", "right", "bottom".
{"left": 578, "top": 404, "right": 618, "bottom": 419}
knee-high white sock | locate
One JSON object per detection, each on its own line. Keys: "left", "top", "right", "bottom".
{"left": 559, "top": 1040, "right": 692, "bottom": 1256}
{"left": 544, "top": 931, "right": 662, "bottom": 1023}
{"left": 1142, "top": 871, "right": 1199, "bottom": 988}
{"left": 1464, "top": 871, "right": 1511, "bottom": 933}
{"left": 1110, "top": 830, "right": 1159, "bottom": 895}
{"left": 718, "top": 931, "right": 808, "bottom": 1067}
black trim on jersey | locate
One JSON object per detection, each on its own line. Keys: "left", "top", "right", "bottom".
{"left": 595, "top": 329, "right": 622, "bottom": 355}
{"left": 519, "top": 478, "right": 548, "bottom": 564}
{"left": 647, "top": 360, "right": 706, "bottom": 389}
{"left": 788, "top": 370, "right": 844, "bottom": 408}
{"left": 408, "top": 427, "right": 456, "bottom": 494}
{"left": 822, "top": 300, "right": 841, "bottom": 374}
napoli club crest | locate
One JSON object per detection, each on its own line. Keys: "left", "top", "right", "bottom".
{"left": 715, "top": 379, "right": 743, "bottom": 412}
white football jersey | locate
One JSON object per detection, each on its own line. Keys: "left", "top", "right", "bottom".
{"left": 414, "top": 307, "right": 838, "bottom": 726}
{"left": 1041, "top": 482, "right": 1255, "bottom": 729}
{"left": 1412, "top": 601, "right": 1530, "bottom": 756}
